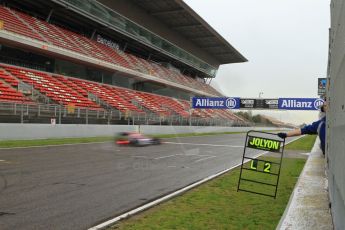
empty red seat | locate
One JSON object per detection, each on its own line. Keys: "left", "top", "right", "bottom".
{"left": 0, "top": 5, "right": 220, "bottom": 97}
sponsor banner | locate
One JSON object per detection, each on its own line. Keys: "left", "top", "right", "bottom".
{"left": 318, "top": 78, "right": 327, "bottom": 95}
{"left": 262, "top": 98, "right": 279, "bottom": 109}
{"left": 67, "top": 103, "right": 75, "bottom": 114}
{"left": 192, "top": 97, "right": 240, "bottom": 109}
{"left": 278, "top": 98, "right": 324, "bottom": 110}
{"left": 240, "top": 98, "right": 255, "bottom": 109}
{"left": 247, "top": 136, "right": 282, "bottom": 152}
{"left": 192, "top": 97, "right": 323, "bottom": 110}
{"left": 239, "top": 98, "right": 279, "bottom": 109}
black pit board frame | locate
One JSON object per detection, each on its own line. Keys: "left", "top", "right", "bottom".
{"left": 237, "top": 130, "right": 285, "bottom": 198}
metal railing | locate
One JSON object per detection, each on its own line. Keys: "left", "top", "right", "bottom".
{"left": 0, "top": 101, "right": 249, "bottom": 127}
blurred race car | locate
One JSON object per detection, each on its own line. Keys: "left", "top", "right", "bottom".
{"left": 115, "top": 132, "right": 161, "bottom": 146}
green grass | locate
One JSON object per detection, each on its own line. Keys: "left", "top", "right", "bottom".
{"left": 109, "top": 157, "right": 306, "bottom": 230}
{"left": 284, "top": 135, "right": 317, "bottom": 151}
{"left": 0, "top": 136, "right": 114, "bottom": 148}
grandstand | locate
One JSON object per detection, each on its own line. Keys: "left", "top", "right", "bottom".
{"left": 0, "top": 0, "right": 247, "bottom": 126}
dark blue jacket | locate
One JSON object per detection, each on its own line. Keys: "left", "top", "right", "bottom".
{"left": 301, "top": 116, "right": 326, "bottom": 153}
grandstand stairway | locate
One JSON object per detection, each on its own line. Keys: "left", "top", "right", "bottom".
{"left": 0, "top": 69, "right": 32, "bottom": 103}
{"left": 1, "top": 65, "right": 103, "bottom": 109}
{"left": 0, "top": 63, "right": 244, "bottom": 126}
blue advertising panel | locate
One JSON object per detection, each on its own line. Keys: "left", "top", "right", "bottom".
{"left": 278, "top": 98, "right": 324, "bottom": 110}
{"left": 318, "top": 78, "right": 327, "bottom": 95}
{"left": 192, "top": 97, "right": 240, "bottom": 109}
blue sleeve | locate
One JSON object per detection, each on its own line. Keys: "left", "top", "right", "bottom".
{"left": 300, "top": 119, "right": 322, "bottom": 135}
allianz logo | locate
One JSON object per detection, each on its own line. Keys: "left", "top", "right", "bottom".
{"left": 281, "top": 99, "right": 324, "bottom": 109}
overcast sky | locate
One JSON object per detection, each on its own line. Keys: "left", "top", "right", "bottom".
{"left": 184, "top": 0, "right": 330, "bottom": 125}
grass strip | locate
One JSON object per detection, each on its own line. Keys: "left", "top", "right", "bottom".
{"left": 0, "top": 136, "right": 114, "bottom": 148}
{"left": 284, "top": 135, "right": 317, "bottom": 151}
{"left": 109, "top": 156, "right": 305, "bottom": 230}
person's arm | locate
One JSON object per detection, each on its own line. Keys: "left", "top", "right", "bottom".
{"left": 278, "top": 119, "right": 322, "bottom": 139}
{"left": 300, "top": 119, "right": 321, "bottom": 135}
{"left": 286, "top": 128, "right": 302, "bottom": 137}
{"left": 277, "top": 128, "right": 301, "bottom": 139}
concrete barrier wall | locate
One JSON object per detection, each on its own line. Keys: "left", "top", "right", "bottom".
{"left": 0, "top": 123, "right": 279, "bottom": 140}
{"left": 328, "top": 1, "right": 345, "bottom": 229}
{"left": 139, "top": 125, "right": 275, "bottom": 135}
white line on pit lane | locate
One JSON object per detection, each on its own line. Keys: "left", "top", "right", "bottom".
{"left": 163, "top": 142, "right": 243, "bottom": 148}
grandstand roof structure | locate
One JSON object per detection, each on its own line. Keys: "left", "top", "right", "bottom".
{"left": 126, "top": 0, "right": 248, "bottom": 65}
{"left": 5, "top": 0, "right": 247, "bottom": 77}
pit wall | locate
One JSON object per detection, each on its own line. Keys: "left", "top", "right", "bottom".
{"left": 0, "top": 124, "right": 281, "bottom": 140}
{"left": 327, "top": 0, "right": 345, "bottom": 229}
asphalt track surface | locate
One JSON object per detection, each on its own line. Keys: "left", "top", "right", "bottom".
{"left": 0, "top": 133, "right": 298, "bottom": 230}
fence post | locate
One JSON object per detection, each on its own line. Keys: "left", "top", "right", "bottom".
{"left": 58, "top": 105, "right": 62, "bottom": 124}
{"left": 107, "top": 111, "right": 110, "bottom": 125}
{"left": 38, "top": 104, "right": 41, "bottom": 116}
{"left": 20, "top": 102, "right": 24, "bottom": 124}
{"left": 14, "top": 103, "right": 17, "bottom": 115}
{"left": 86, "top": 107, "right": 89, "bottom": 124}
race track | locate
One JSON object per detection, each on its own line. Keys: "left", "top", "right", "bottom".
{"left": 0, "top": 133, "right": 297, "bottom": 230}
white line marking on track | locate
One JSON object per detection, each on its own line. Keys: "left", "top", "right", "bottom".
{"left": 193, "top": 156, "right": 216, "bottom": 163}
{"left": 132, "top": 156, "right": 149, "bottom": 159}
{"left": 163, "top": 141, "right": 243, "bottom": 148}
{"left": 88, "top": 136, "right": 303, "bottom": 230}
{"left": 154, "top": 153, "right": 214, "bottom": 160}
{"left": 0, "top": 159, "right": 11, "bottom": 164}
{"left": 154, "top": 154, "right": 177, "bottom": 160}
